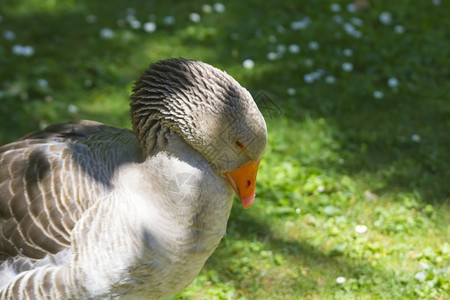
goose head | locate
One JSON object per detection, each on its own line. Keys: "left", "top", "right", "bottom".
{"left": 130, "top": 58, "right": 267, "bottom": 208}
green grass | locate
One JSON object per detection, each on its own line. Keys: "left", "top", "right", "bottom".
{"left": 1, "top": 0, "right": 449, "bottom": 299}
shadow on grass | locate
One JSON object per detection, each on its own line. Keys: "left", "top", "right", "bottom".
{"left": 245, "top": 60, "right": 450, "bottom": 205}
{"left": 201, "top": 205, "right": 395, "bottom": 298}
{"left": 227, "top": 2, "right": 450, "bottom": 206}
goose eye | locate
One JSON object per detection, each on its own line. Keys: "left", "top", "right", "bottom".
{"left": 234, "top": 139, "right": 246, "bottom": 151}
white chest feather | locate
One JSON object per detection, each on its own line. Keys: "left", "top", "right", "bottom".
{"left": 68, "top": 144, "right": 235, "bottom": 299}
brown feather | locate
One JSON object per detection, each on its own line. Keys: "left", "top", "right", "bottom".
{"left": 0, "top": 121, "right": 143, "bottom": 263}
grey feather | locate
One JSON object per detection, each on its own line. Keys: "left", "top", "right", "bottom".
{"left": 0, "top": 58, "right": 267, "bottom": 299}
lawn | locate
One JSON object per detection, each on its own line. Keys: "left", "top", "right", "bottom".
{"left": 0, "top": 0, "right": 449, "bottom": 299}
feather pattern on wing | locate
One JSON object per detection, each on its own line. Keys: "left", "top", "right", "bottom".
{"left": 0, "top": 121, "right": 142, "bottom": 262}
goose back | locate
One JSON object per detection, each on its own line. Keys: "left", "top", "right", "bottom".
{"left": 0, "top": 120, "right": 142, "bottom": 264}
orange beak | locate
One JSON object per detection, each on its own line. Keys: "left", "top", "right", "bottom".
{"left": 224, "top": 160, "right": 261, "bottom": 209}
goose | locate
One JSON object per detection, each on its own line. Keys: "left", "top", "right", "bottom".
{"left": 0, "top": 58, "right": 267, "bottom": 299}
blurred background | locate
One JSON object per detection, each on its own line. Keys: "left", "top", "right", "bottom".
{"left": 0, "top": 0, "right": 449, "bottom": 298}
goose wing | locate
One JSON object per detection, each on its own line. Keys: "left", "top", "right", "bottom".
{"left": 0, "top": 120, "right": 143, "bottom": 262}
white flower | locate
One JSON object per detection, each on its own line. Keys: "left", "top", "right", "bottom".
{"left": 411, "top": 134, "right": 421, "bottom": 142}
{"left": 317, "top": 185, "right": 325, "bottom": 192}
{"left": 37, "top": 78, "right": 48, "bottom": 88}
{"left": 13, "top": 45, "right": 34, "bottom": 57}
{"left": 129, "top": 19, "right": 141, "bottom": 29}
{"left": 143, "top": 22, "right": 156, "bottom": 33}
{"left": 355, "top": 225, "right": 368, "bottom": 233}
{"left": 387, "top": 77, "right": 399, "bottom": 88}
{"left": 330, "top": 3, "right": 341, "bottom": 12}
{"left": 214, "top": 3, "right": 226, "bottom": 13}
{"left": 336, "top": 276, "right": 346, "bottom": 284}
{"left": 12, "top": 45, "right": 34, "bottom": 56}
{"left": 100, "top": 28, "right": 114, "bottom": 39}
{"left": 289, "top": 44, "right": 301, "bottom": 54}
{"left": 12, "top": 45, "right": 23, "bottom": 55}
{"left": 394, "top": 25, "right": 405, "bottom": 34}
{"left": 267, "top": 52, "right": 279, "bottom": 61}
{"left": 414, "top": 271, "right": 427, "bottom": 282}
{"left": 23, "top": 46, "right": 34, "bottom": 56}
{"left": 202, "top": 4, "right": 212, "bottom": 14}
{"left": 379, "top": 12, "right": 392, "bottom": 25}
{"left": 419, "top": 262, "right": 431, "bottom": 270}
{"left": 163, "top": 16, "right": 175, "bottom": 25}
{"left": 338, "top": 158, "right": 345, "bottom": 164}
{"left": 420, "top": 262, "right": 430, "bottom": 270}
{"left": 125, "top": 14, "right": 137, "bottom": 23}
{"left": 373, "top": 90, "right": 384, "bottom": 99}
{"left": 352, "top": 30, "right": 363, "bottom": 38}
{"left": 291, "top": 17, "right": 310, "bottom": 30}
{"left": 343, "top": 48, "right": 353, "bottom": 57}
{"left": 39, "top": 121, "right": 49, "bottom": 130}
{"left": 343, "top": 22, "right": 363, "bottom": 38}
{"left": 68, "top": 104, "right": 79, "bottom": 114}
{"left": 343, "top": 23, "right": 356, "bottom": 35}
{"left": 3, "top": 30, "right": 16, "bottom": 40}
{"left": 308, "top": 41, "right": 319, "bottom": 50}
{"left": 351, "top": 17, "right": 363, "bottom": 27}
{"left": 303, "top": 73, "right": 315, "bottom": 84}
{"left": 314, "top": 69, "right": 324, "bottom": 79}
{"left": 325, "top": 76, "right": 336, "bottom": 84}
{"left": 286, "top": 88, "right": 296, "bottom": 96}
{"left": 242, "top": 59, "right": 254, "bottom": 69}
{"left": 295, "top": 208, "right": 301, "bottom": 214}
{"left": 189, "top": 12, "right": 201, "bottom": 23}
{"left": 285, "top": 221, "right": 295, "bottom": 229}
{"left": 342, "top": 62, "right": 353, "bottom": 72}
